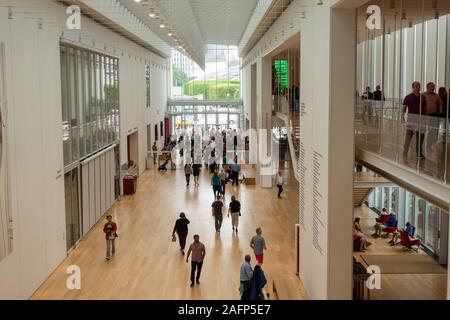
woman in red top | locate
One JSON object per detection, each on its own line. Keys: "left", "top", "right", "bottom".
{"left": 103, "top": 215, "right": 118, "bottom": 260}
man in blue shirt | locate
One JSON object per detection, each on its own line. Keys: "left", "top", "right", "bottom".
{"left": 239, "top": 255, "right": 253, "bottom": 300}
{"left": 230, "top": 161, "right": 241, "bottom": 186}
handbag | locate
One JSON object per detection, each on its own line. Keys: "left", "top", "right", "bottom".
{"left": 172, "top": 234, "right": 177, "bottom": 242}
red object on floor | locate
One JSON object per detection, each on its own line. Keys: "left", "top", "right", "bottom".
{"left": 123, "top": 175, "right": 137, "bottom": 195}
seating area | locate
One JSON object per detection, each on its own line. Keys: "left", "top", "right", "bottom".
{"left": 353, "top": 205, "right": 447, "bottom": 300}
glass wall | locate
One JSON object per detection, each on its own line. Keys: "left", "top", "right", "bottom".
{"left": 60, "top": 43, "right": 119, "bottom": 166}
{"left": 355, "top": 1, "right": 450, "bottom": 185}
{"left": 272, "top": 45, "right": 300, "bottom": 117}
{"left": 368, "top": 186, "right": 448, "bottom": 254}
{"left": 171, "top": 45, "right": 241, "bottom": 100}
{"left": 168, "top": 103, "right": 243, "bottom": 137}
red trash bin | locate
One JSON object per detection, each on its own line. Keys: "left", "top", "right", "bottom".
{"left": 123, "top": 175, "right": 137, "bottom": 195}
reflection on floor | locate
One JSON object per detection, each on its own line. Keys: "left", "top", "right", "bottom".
{"left": 32, "top": 166, "right": 306, "bottom": 300}
{"left": 354, "top": 206, "right": 447, "bottom": 300}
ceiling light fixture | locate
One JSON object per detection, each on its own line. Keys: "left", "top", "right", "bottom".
{"left": 134, "top": 0, "right": 141, "bottom": 3}
{"left": 148, "top": 9, "right": 156, "bottom": 18}
{"left": 160, "top": 23, "right": 165, "bottom": 29}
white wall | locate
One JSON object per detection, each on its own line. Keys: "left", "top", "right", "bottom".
{"left": 241, "top": 0, "right": 354, "bottom": 299}
{"left": 0, "top": 0, "right": 168, "bottom": 299}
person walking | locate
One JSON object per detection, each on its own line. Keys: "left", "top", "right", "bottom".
{"left": 423, "top": 82, "right": 444, "bottom": 153}
{"left": 239, "top": 255, "right": 253, "bottom": 300}
{"left": 402, "top": 81, "right": 427, "bottom": 160}
{"left": 211, "top": 195, "right": 224, "bottom": 233}
{"left": 219, "top": 169, "right": 227, "bottom": 197}
{"left": 211, "top": 171, "right": 222, "bottom": 199}
{"left": 172, "top": 212, "right": 190, "bottom": 255}
{"left": 250, "top": 227, "right": 267, "bottom": 264}
{"left": 186, "top": 235, "right": 206, "bottom": 287}
{"left": 228, "top": 195, "right": 241, "bottom": 233}
{"left": 103, "top": 215, "right": 118, "bottom": 260}
{"left": 276, "top": 171, "right": 284, "bottom": 199}
{"left": 192, "top": 163, "right": 201, "bottom": 187}
{"left": 230, "top": 159, "right": 240, "bottom": 186}
{"left": 184, "top": 163, "right": 192, "bottom": 187}
{"left": 249, "top": 264, "right": 267, "bottom": 300}
{"left": 152, "top": 142, "right": 158, "bottom": 165}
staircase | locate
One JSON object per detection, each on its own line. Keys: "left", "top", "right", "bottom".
{"left": 291, "top": 110, "right": 300, "bottom": 158}
{"left": 353, "top": 187, "right": 374, "bottom": 207}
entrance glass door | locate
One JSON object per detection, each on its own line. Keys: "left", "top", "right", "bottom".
{"left": 64, "top": 168, "right": 81, "bottom": 251}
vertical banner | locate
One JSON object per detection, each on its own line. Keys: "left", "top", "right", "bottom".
{"left": 164, "top": 117, "right": 170, "bottom": 139}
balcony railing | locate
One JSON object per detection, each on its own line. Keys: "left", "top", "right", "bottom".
{"left": 355, "top": 98, "right": 449, "bottom": 185}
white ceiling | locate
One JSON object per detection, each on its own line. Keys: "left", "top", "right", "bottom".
{"left": 188, "top": 0, "right": 259, "bottom": 45}
{"left": 117, "top": 0, "right": 270, "bottom": 67}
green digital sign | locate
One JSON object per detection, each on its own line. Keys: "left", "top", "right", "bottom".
{"left": 274, "top": 59, "right": 289, "bottom": 91}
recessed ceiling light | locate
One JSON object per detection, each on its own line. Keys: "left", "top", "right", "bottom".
{"left": 148, "top": 9, "right": 156, "bottom": 18}
{"left": 134, "top": 0, "right": 141, "bottom": 3}
{"left": 160, "top": 23, "right": 165, "bottom": 28}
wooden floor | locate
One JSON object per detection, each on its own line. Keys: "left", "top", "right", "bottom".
{"left": 32, "top": 166, "right": 306, "bottom": 300}
{"left": 354, "top": 206, "right": 447, "bottom": 300}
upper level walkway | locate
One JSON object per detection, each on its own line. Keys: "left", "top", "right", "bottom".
{"left": 355, "top": 99, "right": 450, "bottom": 210}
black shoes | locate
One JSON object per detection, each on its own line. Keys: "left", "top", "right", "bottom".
{"left": 190, "top": 282, "right": 195, "bottom": 288}
{"left": 196, "top": 279, "right": 200, "bottom": 284}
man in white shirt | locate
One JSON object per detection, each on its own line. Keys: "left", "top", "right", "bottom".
{"left": 276, "top": 171, "right": 284, "bottom": 199}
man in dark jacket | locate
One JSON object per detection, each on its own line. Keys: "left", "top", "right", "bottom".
{"left": 172, "top": 212, "right": 190, "bottom": 255}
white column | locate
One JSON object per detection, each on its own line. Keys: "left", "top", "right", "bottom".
{"left": 257, "top": 56, "right": 273, "bottom": 188}
{"left": 299, "top": 6, "right": 355, "bottom": 299}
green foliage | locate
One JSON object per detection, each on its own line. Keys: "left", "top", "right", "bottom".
{"left": 183, "top": 80, "right": 240, "bottom": 100}
{"left": 173, "top": 65, "right": 193, "bottom": 87}
{"left": 104, "top": 84, "right": 118, "bottom": 102}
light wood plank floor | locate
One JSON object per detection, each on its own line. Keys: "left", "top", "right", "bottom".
{"left": 31, "top": 167, "right": 304, "bottom": 300}
{"left": 354, "top": 206, "right": 447, "bottom": 300}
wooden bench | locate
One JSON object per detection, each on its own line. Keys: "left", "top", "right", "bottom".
{"left": 271, "top": 275, "right": 308, "bottom": 300}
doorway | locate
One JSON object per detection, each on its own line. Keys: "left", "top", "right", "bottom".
{"left": 64, "top": 168, "right": 81, "bottom": 251}
{"left": 127, "top": 131, "right": 139, "bottom": 174}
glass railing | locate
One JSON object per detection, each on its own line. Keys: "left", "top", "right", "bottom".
{"left": 355, "top": 98, "right": 449, "bottom": 185}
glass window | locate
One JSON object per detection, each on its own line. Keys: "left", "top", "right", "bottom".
{"left": 416, "top": 198, "right": 426, "bottom": 240}
{"left": 171, "top": 46, "right": 241, "bottom": 100}
{"left": 406, "top": 191, "right": 415, "bottom": 224}
{"left": 426, "top": 205, "right": 440, "bottom": 251}
{"left": 60, "top": 44, "right": 119, "bottom": 166}
{"left": 383, "top": 187, "right": 389, "bottom": 210}
{"left": 390, "top": 187, "right": 399, "bottom": 213}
